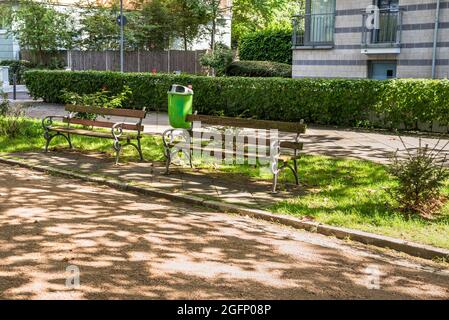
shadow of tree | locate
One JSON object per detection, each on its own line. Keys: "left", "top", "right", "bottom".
{"left": 0, "top": 165, "right": 448, "bottom": 299}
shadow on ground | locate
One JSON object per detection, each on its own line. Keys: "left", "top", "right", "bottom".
{"left": 0, "top": 166, "right": 448, "bottom": 299}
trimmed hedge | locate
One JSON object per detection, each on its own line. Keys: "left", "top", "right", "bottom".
{"left": 226, "top": 61, "right": 292, "bottom": 78}
{"left": 24, "top": 70, "right": 449, "bottom": 130}
{"left": 239, "top": 29, "right": 292, "bottom": 64}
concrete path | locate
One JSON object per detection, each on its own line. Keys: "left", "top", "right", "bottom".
{"left": 0, "top": 164, "right": 448, "bottom": 299}
{"left": 5, "top": 150, "right": 297, "bottom": 208}
{"left": 21, "top": 102, "right": 449, "bottom": 165}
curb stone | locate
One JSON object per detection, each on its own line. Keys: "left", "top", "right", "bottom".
{"left": 1, "top": 156, "right": 449, "bottom": 261}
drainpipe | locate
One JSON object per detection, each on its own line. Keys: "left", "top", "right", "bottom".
{"left": 431, "top": 0, "right": 441, "bottom": 79}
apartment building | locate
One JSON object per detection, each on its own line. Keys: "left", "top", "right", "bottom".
{"left": 292, "top": 0, "right": 449, "bottom": 79}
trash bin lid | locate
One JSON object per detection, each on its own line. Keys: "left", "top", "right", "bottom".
{"left": 168, "top": 84, "right": 193, "bottom": 95}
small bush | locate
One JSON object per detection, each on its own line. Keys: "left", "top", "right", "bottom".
{"left": 0, "top": 91, "right": 8, "bottom": 116}
{"left": 60, "top": 85, "right": 133, "bottom": 119}
{"left": 200, "top": 43, "right": 233, "bottom": 76}
{"left": 389, "top": 137, "right": 449, "bottom": 218}
{"left": 239, "top": 28, "right": 292, "bottom": 64}
{"left": 0, "top": 104, "right": 33, "bottom": 138}
{"left": 0, "top": 60, "right": 35, "bottom": 84}
{"left": 60, "top": 85, "right": 132, "bottom": 109}
{"left": 225, "top": 60, "right": 291, "bottom": 78}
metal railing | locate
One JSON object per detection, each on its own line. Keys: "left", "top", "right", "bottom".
{"left": 292, "top": 13, "right": 336, "bottom": 47}
{"left": 362, "top": 9, "right": 403, "bottom": 47}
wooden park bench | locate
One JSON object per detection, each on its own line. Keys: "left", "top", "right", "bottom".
{"left": 162, "top": 114, "right": 307, "bottom": 193}
{"left": 42, "top": 105, "right": 146, "bottom": 164}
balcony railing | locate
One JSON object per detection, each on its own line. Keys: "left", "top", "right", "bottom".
{"left": 361, "top": 9, "right": 403, "bottom": 48}
{"left": 292, "top": 13, "right": 336, "bottom": 47}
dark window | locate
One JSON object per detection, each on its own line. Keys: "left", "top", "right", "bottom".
{"left": 369, "top": 61, "right": 397, "bottom": 80}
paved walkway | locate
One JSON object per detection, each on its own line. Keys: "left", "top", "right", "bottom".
{"left": 1, "top": 165, "right": 448, "bottom": 299}
{"left": 5, "top": 150, "right": 297, "bottom": 208}
{"left": 22, "top": 102, "right": 449, "bottom": 164}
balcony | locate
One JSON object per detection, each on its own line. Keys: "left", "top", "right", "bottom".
{"left": 361, "top": 9, "right": 403, "bottom": 54}
{"left": 292, "top": 13, "right": 335, "bottom": 49}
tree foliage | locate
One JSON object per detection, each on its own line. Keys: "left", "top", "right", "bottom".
{"left": 239, "top": 28, "right": 292, "bottom": 64}
{"left": 168, "top": 0, "right": 210, "bottom": 51}
{"left": 200, "top": 43, "right": 233, "bottom": 76}
{"left": 232, "top": 0, "right": 303, "bottom": 46}
{"left": 133, "top": 0, "right": 172, "bottom": 50}
{"left": 202, "top": 0, "right": 230, "bottom": 49}
{"left": 0, "top": 0, "right": 76, "bottom": 61}
{"left": 77, "top": 0, "right": 121, "bottom": 50}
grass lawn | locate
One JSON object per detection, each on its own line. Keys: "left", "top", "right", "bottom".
{"left": 2, "top": 117, "right": 449, "bottom": 250}
{"left": 0, "top": 117, "right": 164, "bottom": 161}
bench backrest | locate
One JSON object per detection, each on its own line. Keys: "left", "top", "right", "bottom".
{"left": 64, "top": 105, "right": 146, "bottom": 131}
{"left": 185, "top": 114, "right": 306, "bottom": 134}
{"left": 65, "top": 105, "right": 146, "bottom": 119}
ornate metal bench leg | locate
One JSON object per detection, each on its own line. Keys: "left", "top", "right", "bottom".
{"left": 165, "top": 152, "right": 171, "bottom": 174}
{"left": 293, "top": 158, "right": 299, "bottom": 185}
{"left": 67, "top": 133, "right": 73, "bottom": 149}
{"left": 44, "top": 129, "right": 51, "bottom": 153}
{"left": 272, "top": 172, "right": 279, "bottom": 194}
{"left": 44, "top": 136, "right": 51, "bottom": 153}
{"left": 138, "top": 139, "right": 144, "bottom": 161}
{"left": 113, "top": 140, "right": 121, "bottom": 165}
{"left": 189, "top": 149, "right": 193, "bottom": 169}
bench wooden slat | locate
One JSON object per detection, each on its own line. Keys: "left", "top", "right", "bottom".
{"left": 186, "top": 114, "right": 306, "bottom": 133}
{"left": 172, "top": 141, "right": 303, "bottom": 150}
{"left": 280, "top": 141, "right": 303, "bottom": 150}
{"left": 63, "top": 118, "right": 143, "bottom": 131}
{"left": 49, "top": 127, "right": 135, "bottom": 140}
{"left": 183, "top": 145, "right": 301, "bottom": 162}
{"left": 65, "top": 105, "right": 146, "bottom": 119}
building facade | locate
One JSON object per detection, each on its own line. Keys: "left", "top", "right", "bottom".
{"left": 0, "top": 14, "right": 19, "bottom": 60}
{"left": 292, "top": 0, "right": 449, "bottom": 79}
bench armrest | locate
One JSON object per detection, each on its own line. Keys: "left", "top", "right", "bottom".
{"left": 112, "top": 122, "right": 125, "bottom": 140}
{"left": 42, "top": 115, "right": 66, "bottom": 130}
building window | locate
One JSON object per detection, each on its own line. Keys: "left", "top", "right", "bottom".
{"left": 293, "top": 0, "right": 336, "bottom": 47}
{"left": 306, "top": 0, "right": 335, "bottom": 44}
{"left": 369, "top": 61, "right": 397, "bottom": 80}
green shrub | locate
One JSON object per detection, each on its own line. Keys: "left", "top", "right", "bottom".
{"left": 0, "top": 105, "right": 34, "bottom": 138}
{"left": 60, "top": 85, "right": 133, "bottom": 120}
{"left": 225, "top": 60, "right": 291, "bottom": 78}
{"left": 239, "top": 28, "right": 292, "bottom": 64}
{"left": 200, "top": 43, "right": 233, "bottom": 76}
{"left": 23, "top": 70, "right": 449, "bottom": 130}
{"left": 0, "top": 91, "right": 8, "bottom": 116}
{"left": 0, "top": 59, "right": 35, "bottom": 84}
{"left": 389, "top": 138, "right": 449, "bottom": 218}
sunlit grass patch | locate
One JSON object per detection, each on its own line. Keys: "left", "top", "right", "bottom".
{"left": 2, "top": 117, "right": 449, "bottom": 249}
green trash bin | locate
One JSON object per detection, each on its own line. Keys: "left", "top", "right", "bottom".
{"left": 168, "top": 84, "right": 193, "bottom": 129}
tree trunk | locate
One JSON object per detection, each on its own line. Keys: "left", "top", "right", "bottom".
{"left": 183, "top": 31, "right": 188, "bottom": 51}
{"left": 210, "top": 19, "right": 216, "bottom": 50}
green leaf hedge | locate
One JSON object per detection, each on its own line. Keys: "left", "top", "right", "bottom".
{"left": 24, "top": 70, "right": 449, "bottom": 130}
{"left": 225, "top": 61, "right": 292, "bottom": 78}
{"left": 238, "top": 29, "right": 293, "bottom": 64}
